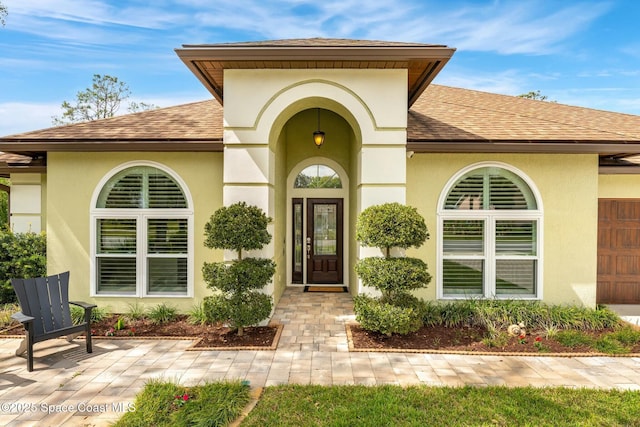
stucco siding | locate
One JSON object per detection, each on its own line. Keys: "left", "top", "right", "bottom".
{"left": 599, "top": 174, "right": 640, "bottom": 198}
{"left": 47, "top": 152, "right": 223, "bottom": 312}
{"left": 407, "top": 153, "right": 599, "bottom": 307}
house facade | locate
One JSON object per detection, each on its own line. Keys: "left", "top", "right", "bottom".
{"left": 2, "top": 38, "right": 640, "bottom": 312}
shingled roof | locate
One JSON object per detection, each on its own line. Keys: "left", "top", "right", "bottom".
{"left": 408, "top": 85, "right": 640, "bottom": 154}
{"left": 3, "top": 84, "right": 640, "bottom": 155}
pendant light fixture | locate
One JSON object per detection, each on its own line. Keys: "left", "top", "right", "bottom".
{"left": 313, "top": 108, "right": 325, "bottom": 148}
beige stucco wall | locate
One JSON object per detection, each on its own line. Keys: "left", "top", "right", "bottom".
{"left": 223, "top": 67, "right": 409, "bottom": 298}
{"left": 407, "top": 153, "right": 600, "bottom": 307}
{"left": 598, "top": 174, "right": 640, "bottom": 198}
{"left": 9, "top": 173, "right": 45, "bottom": 233}
{"left": 46, "top": 152, "right": 223, "bottom": 313}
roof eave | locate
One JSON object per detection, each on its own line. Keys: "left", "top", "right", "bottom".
{"left": 0, "top": 139, "right": 224, "bottom": 154}
{"left": 406, "top": 140, "right": 640, "bottom": 154}
{"left": 175, "top": 45, "right": 456, "bottom": 107}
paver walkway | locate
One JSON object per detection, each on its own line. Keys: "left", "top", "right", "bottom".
{"left": 1, "top": 287, "right": 640, "bottom": 426}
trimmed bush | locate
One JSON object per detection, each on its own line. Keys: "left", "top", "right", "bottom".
{"left": 355, "top": 257, "right": 431, "bottom": 297}
{"left": 204, "top": 202, "right": 271, "bottom": 258}
{"left": 202, "top": 258, "right": 276, "bottom": 294}
{"left": 355, "top": 202, "right": 428, "bottom": 256}
{"left": 202, "top": 202, "right": 275, "bottom": 336}
{"left": 354, "top": 295, "right": 422, "bottom": 336}
{"left": 354, "top": 203, "right": 430, "bottom": 335}
{"left": 204, "top": 291, "right": 273, "bottom": 330}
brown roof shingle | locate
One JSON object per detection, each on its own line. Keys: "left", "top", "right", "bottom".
{"left": 183, "top": 38, "right": 448, "bottom": 48}
{"left": 409, "top": 85, "right": 640, "bottom": 143}
{"left": 5, "top": 99, "right": 222, "bottom": 141}
{"left": 2, "top": 85, "right": 640, "bottom": 155}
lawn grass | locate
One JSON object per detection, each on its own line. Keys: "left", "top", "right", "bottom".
{"left": 113, "top": 379, "right": 250, "bottom": 427}
{"left": 241, "top": 384, "right": 640, "bottom": 427}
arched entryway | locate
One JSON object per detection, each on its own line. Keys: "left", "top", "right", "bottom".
{"left": 286, "top": 158, "right": 350, "bottom": 288}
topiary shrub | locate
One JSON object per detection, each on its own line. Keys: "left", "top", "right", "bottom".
{"left": 355, "top": 202, "right": 428, "bottom": 257}
{"left": 353, "top": 295, "right": 423, "bottom": 336}
{"left": 202, "top": 202, "right": 275, "bottom": 336}
{"left": 354, "top": 203, "right": 430, "bottom": 335}
{"left": 355, "top": 257, "right": 431, "bottom": 299}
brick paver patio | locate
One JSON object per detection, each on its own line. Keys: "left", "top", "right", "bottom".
{"left": 1, "top": 287, "right": 640, "bottom": 426}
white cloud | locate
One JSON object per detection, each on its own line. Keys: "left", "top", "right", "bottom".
{"left": 434, "top": 69, "right": 524, "bottom": 96}
{"left": 0, "top": 92, "right": 211, "bottom": 137}
{"left": 4, "top": 0, "right": 612, "bottom": 55}
{"left": 0, "top": 102, "right": 60, "bottom": 136}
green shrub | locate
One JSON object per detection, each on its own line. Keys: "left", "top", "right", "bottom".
{"left": 355, "top": 257, "right": 431, "bottom": 297}
{"left": 148, "top": 303, "right": 178, "bottom": 325}
{"left": 0, "top": 230, "right": 46, "bottom": 304}
{"left": 204, "top": 202, "right": 271, "bottom": 258}
{"left": 356, "top": 203, "right": 428, "bottom": 256}
{"left": 354, "top": 295, "right": 422, "bottom": 336}
{"left": 204, "top": 292, "right": 272, "bottom": 331}
{"left": 202, "top": 258, "right": 276, "bottom": 294}
{"left": 203, "top": 202, "right": 275, "bottom": 336}
{"left": 354, "top": 203, "right": 430, "bottom": 335}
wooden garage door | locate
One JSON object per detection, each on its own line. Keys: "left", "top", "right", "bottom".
{"left": 597, "top": 199, "right": 640, "bottom": 304}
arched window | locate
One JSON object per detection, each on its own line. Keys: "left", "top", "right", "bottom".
{"left": 92, "top": 164, "right": 193, "bottom": 297}
{"left": 438, "top": 165, "right": 542, "bottom": 299}
{"left": 294, "top": 164, "right": 342, "bottom": 188}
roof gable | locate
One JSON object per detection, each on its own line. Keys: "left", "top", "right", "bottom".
{"left": 175, "top": 37, "right": 455, "bottom": 107}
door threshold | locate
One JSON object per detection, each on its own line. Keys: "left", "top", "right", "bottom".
{"left": 304, "top": 285, "right": 348, "bottom": 293}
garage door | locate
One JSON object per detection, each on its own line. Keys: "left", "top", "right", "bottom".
{"left": 597, "top": 199, "right": 640, "bottom": 304}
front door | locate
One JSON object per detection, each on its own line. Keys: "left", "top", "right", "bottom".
{"left": 307, "top": 198, "right": 343, "bottom": 284}
{"left": 291, "top": 198, "right": 343, "bottom": 284}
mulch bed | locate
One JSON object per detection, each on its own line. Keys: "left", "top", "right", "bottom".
{"left": 347, "top": 324, "right": 640, "bottom": 355}
{"left": 1, "top": 315, "right": 280, "bottom": 349}
{"left": 4, "top": 316, "right": 639, "bottom": 355}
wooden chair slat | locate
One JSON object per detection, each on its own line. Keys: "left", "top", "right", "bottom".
{"left": 10, "top": 272, "right": 96, "bottom": 371}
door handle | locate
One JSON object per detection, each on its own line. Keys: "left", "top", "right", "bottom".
{"left": 306, "top": 237, "right": 311, "bottom": 259}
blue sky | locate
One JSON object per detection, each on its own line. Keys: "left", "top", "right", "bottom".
{"left": 1, "top": 0, "right": 639, "bottom": 136}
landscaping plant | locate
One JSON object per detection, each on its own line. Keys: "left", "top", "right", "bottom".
{"left": 148, "top": 303, "right": 178, "bottom": 325}
{"left": 0, "top": 230, "right": 46, "bottom": 304}
{"left": 354, "top": 202, "right": 431, "bottom": 336}
{"left": 202, "top": 202, "right": 275, "bottom": 336}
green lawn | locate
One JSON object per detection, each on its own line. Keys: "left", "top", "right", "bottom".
{"left": 116, "top": 381, "right": 640, "bottom": 427}
{"left": 242, "top": 385, "right": 640, "bottom": 426}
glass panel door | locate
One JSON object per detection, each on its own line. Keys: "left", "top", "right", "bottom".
{"left": 306, "top": 198, "right": 343, "bottom": 284}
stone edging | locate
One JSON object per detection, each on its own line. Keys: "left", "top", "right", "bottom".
{"left": 345, "top": 323, "right": 640, "bottom": 358}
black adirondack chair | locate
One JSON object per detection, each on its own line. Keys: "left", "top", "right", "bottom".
{"left": 11, "top": 272, "right": 96, "bottom": 372}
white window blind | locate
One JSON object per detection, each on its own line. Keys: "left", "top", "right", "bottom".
{"left": 96, "top": 218, "right": 137, "bottom": 294}
{"left": 147, "top": 218, "right": 188, "bottom": 295}
{"left": 93, "top": 165, "right": 192, "bottom": 297}
{"left": 439, "top": 165, "right": 541, "bottom": 299}
{"left": 97, "top": 167, "right": 187, "bottom": 209}
{"left": 444, "top": 167, "right": 536, "bottom": 210}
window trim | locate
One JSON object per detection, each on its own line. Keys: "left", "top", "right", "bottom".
{"left": 90, "top": 161, "right": 194, "bottom": 298}
{"left": 436, "top": 162, "right": 543, "bottom": 300}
